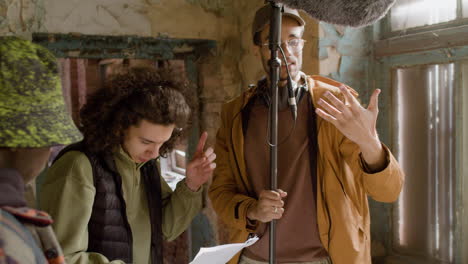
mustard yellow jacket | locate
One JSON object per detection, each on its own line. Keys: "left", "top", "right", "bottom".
{"left": 208, "top": 75, "right": 404, "bottom": 264}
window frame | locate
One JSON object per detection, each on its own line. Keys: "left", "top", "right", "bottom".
{"left": 381, "top": 0, "right": 468, "bottom": 39}
{"left": 374, "top": 37, "right": 468, "bottom": 264}
{"left": 372, "top": 4, "right": 468, "bottom": 263}
{"left": 170, "top": 150, "right": 187, "bottom": 175}
{"left": 461, "top": 62, "right": 468, "bottom": 264}
{"left": 374, "top": 0, "right": 468, "bottom": 58}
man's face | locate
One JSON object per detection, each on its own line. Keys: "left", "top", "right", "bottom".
{"left": 0, "top": 147, "right": 51, "bottom": 184}
{"left": 257, "top": 17, "right": 305, "bottom": 86}
{"left": 122, "top": 119, "right": 174, "bottom": 163}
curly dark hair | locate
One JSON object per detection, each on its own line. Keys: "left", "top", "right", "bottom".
{"left": 79, "top": 66, "right": 193, "bottom": 156}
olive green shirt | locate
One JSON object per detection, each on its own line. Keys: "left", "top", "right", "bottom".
{"left": 39, "top": 147, "right": 203, "bottom": 264}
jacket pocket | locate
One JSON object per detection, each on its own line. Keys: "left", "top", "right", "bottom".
{"left": 328, "top": 188, "right": 367, "bottom": 253}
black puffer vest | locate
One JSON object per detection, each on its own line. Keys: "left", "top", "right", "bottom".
{"left": 54, "top": 142, "right": 163, "bottom": 264}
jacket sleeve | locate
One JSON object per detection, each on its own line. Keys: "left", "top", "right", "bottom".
{"left": 338, "top": 122, "right": 405, "bottom": 203}
{"left": 313, "top": 81, "right": 405, "bottom": 203}
{"left": 160, "top": 178, "right": 203, "bottom": 241}
{"left": 208, "top": 105, "right": 258, "bottom": 233}
{"left": 39, "top": 151, "right": 125, "bottom": 264}
{"left": 0, "top": 209, "right": 50, "bottom": 264}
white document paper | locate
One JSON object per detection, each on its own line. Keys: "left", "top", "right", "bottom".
{"left": 190, "top": 236, "right": 259, "bottom": 264}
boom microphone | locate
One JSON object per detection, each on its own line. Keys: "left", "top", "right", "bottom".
{"left": 273, "top": 0, "right": 396, "bottom": 27}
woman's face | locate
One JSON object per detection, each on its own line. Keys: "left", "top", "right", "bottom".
{"left": 122, "top": 119, "right": 174, "bottom": 163}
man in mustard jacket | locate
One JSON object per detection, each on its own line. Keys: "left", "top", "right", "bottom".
{"left": 208, "top": 4, "right": 404, "bottom": 264}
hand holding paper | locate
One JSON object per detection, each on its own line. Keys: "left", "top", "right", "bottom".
{"left": 190, "top": 236, "right": 259, "bottom": 264}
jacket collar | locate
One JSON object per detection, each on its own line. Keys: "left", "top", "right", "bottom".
{"left": 114, "top": 145, "right": 150, "bottom": 170}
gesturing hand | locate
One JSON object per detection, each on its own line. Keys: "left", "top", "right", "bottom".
{"left": 315, "top": 85, "right": 381, "bottom": 148}
{"left": 247, "top": 189, "right": 287, "bottom": 223}
{"left": 185, "top": 132, "right": 217, "bottom": 192}
{"left": 316, "top": 86, "right": 387, "bottom": 170}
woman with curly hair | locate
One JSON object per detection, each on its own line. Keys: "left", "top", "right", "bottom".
{"left": 39, "top": 67, "right": 216, "bottom": 264}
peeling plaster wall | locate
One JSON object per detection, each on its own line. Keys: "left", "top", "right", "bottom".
{"left": 319, "top": 23, "right": 372, "bottom": 96}
{"left": 0, "top": 0, "right": 45, "bottom": 38}
{"left": 44, "top": 0, "right": 152, "bottom": 36}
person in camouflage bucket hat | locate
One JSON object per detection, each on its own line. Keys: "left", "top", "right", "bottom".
{"left": 0, "top": 36, "right": 82, "bottom": 148}
{"left": 0, "top": 37, "right": 79, "bottom": 264}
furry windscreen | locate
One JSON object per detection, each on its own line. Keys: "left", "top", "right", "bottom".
{"left": 274, "top": 0, "right": 396, "bottom": 27}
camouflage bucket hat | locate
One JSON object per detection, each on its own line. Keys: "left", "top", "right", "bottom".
{"left": 0, "top": 37, "right": 82, "bottom": 148}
